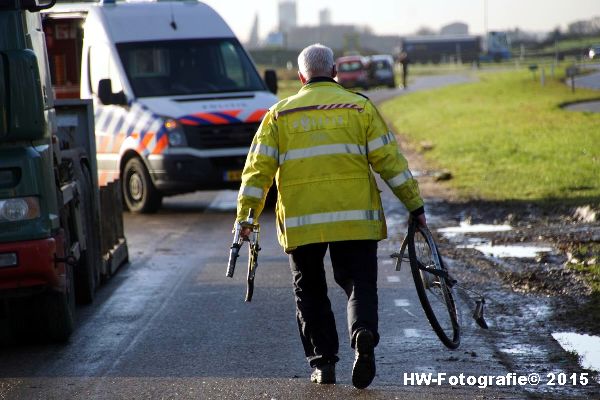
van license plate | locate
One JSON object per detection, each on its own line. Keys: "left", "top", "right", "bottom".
{"left": 224, "top": 170, "right": 243, "bottom": 182}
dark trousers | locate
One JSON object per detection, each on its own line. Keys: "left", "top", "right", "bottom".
{"left": 288, "top": 240, "right": 379, "bottom": 368}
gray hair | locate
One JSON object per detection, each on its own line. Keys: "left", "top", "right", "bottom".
{"left": 297, "top": 43, "right": 335, "bottom": 79}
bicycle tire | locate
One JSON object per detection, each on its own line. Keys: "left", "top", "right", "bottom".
{"left": 407, "top": 220, "right": 460, "bottom": 349}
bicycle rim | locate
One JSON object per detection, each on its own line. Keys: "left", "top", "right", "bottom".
{"left": 408, "top": 224, "right": 460, "bottom": 349}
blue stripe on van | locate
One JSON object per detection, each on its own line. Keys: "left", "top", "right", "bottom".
{"left": 211, "top": 112, "right": 242, "bottom": 123}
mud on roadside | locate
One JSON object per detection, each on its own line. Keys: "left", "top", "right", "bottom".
{"left": 431, "top": 200, "right": 600, "bottom": 398}
{"left": 394, "top": 134, "right": 600, "bottom": 396}
{"left": 396, "top": 133, "right": 600, "bottom": 329}
{"left": 435, "top": 200, "right": 600, "bottom": 322}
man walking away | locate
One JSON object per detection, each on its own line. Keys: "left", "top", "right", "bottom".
{"left": 235, "top": 43, "right": 426, "bottom": 389}
{"left": 399, "top": 51, "right": 409, "bottom": 89}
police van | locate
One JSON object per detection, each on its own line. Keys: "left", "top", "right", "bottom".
{"left": 42, "top": 0, "right": 278, "bottom": 212}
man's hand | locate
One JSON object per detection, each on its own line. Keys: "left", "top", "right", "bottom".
{"left": 416, "top": 213, "right": 427, "bottom": 227}
{"left": 240, "top": 226, "right": 252, "bottom": 239}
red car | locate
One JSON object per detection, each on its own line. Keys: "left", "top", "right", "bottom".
{"left": 335, "top": 55, "right": 370, "bottom": 90}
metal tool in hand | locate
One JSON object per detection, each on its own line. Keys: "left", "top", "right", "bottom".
{"left": 226, "top": 208, "right": 261, "bottom": 302}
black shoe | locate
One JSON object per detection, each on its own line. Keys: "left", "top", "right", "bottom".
{"left": 352, "top": 329, "right": 376, "bottom": 389}
{"left": 310, "top": 363, "right": 336, "bottom": 384}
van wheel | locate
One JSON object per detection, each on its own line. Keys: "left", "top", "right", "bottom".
{"left": 122, "top": 157, "right": 162, "bottom": 213}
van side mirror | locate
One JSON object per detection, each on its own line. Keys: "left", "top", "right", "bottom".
{"left": 264, "top": 69, "right": 277, "bottom": 95}
{"left": 20, "top": 0, "right": 56, "bottom": 11}
{"left": 98, "top": 78, "right": 127, "bottom": 106}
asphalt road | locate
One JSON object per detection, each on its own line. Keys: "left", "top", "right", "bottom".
{"left": 564, "top": 64, "right": 600, "bottom": 112}
{"left": 1, "top": 75, "right": 597, "bottom": 399}
{"left": 0, "top": 190, "right": 521, "bottom": 399}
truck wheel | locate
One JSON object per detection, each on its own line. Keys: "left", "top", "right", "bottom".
{"left": 122, "top": 157, "right": 162, "bottom": 213}
{"left": 7, "top": 298, "right": 36, "bottom": 342}
{"left": 42, "top": 263, "right": 76, "bottom": 342}
{"left": 75, "top": 164, "right": 101, "bottom": 304}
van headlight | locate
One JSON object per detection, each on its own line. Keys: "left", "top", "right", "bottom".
{"left": 164, "top": 119, "right": 187, "bottom": 147}
{"left": 0, "top": 197, "right": 40, "bottom": 222}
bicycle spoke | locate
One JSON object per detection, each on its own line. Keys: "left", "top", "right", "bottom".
{"left": 409, "top": 224, "right": 460, "bottom": 349}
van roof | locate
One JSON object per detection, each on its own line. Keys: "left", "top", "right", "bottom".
{"left": 45, "top": 1, "right": 235, "bottom": 42}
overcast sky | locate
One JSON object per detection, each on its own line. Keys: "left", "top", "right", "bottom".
{"left": 201, "top": 0, "right": 600, "bottom": 42}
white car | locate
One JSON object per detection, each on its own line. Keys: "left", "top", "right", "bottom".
{"left": 589, "top": 45, "right": 600, "bottom": 59}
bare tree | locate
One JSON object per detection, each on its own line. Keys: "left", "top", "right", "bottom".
{"left": 415, "top": 26, "right": 437, "bottom": 36}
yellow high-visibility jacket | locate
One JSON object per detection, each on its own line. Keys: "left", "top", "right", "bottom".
{"left": 236, "top": 79, "right": 424, "bottom": 251}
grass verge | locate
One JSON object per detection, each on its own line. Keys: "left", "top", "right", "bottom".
{"left": 380, "top": 69, "right": 600, "bottom": 203}
{"left": 277, "top": 78, "right": 302, "bottom": 100}
{"left": 564, "top": 242, "right": 600, "bottom": 332}
{"left": 567, "top": 242, "right": 600, "bottom": 293}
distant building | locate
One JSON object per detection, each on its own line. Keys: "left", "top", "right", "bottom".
{"left": 286, "top": 25, "right": 357, "bottom": 51}
{"left": 285, "top": 24, "right": 400, "bottom": 54}
{"left": 264, "top": 31, "right": 285, "bottom": 48}
{"left": 265, "top": 0, "right": 398, "bottom": 53}
{"left": 319, "top": 8, "right": 331, "bottom": 26}
{"left": 441, "top": 22, "right": 469, "bottom": 35}
{"left": 247, "top": 14, "right": 260, "bottom": 49}
{"left": 278, "top": 1, "right": 297, "bottom": 33}
{"left": 361, "top": 34, "right": 401, "bottom": 55}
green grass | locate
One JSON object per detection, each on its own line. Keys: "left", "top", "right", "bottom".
{"left": 277, "top": 78, "right": 302, "bottom": 100}
{"left": 567, "top": 242, "right": 600, "bottom": 325}
{"left": 568, "top": 243, "right": 600, "bottom": 293}
{"left": 408, "top": 63, "right": 477, "bottom": 76}
{"left": 536, "top": 36, "right": 600, "bottom": 53}
{"left": 380, "top": 69, "right": 600, "bottom": 202}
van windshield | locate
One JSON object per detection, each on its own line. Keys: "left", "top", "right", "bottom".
{"left": 116, "top": 38, "right": 266, "bottom": 97}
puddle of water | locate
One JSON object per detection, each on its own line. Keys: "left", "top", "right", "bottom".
{"left": 501, "top": 344, "right": 545, "bottom": 355}
{"left": 394, "top": 299, "right": 410, "bottom": 307}
{"left": 438, "top": 222, "right": 512, "bottom": 236}
{"left": 207, "top": 190, "right": 237, "bottom": 211}
{"left": 403, "top": 328, "right": 421, "bottom": 338}
{"left": 438, "top": 221, "right": 554, "bottom": 258}
{"left": 552, "top": 332, "right": 600, "bottom": 373}
{"left": 526, "top": 304, "right": 552, "bottom": 319}
{"left": 459, "top": 243, "right": 554, "bottom": 258}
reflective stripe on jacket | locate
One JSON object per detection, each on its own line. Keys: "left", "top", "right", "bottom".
{"left": 236, "top": 80, "right": 423, "bottom": 251}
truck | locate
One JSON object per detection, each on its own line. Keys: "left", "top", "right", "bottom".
{"left": 0, "top": 0, "right": 128, "bottom": 342}
{"left": 42, "top": 0, "right": 279, "bottom": 213}
{"left": 401, "top": 31, "right": 511, "bottom": 64}
{"left": 479, "top": 31, "right": 512, "bottom": 62}
{"left": 401, "top": 35, "right": 481, "bottom": 64}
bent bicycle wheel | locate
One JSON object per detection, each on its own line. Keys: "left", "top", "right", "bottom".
{"left": 407, "top": 221, "right": 460, "bottom": 349}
